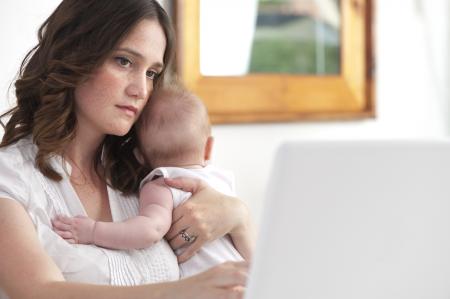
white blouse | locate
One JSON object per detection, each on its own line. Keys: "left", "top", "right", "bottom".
{"left": 0, "top": 136, "right": 179, "bottom": 299}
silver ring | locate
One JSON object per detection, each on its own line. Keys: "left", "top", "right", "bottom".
{"left": 180, "top": 229, "right": 197, "bottom": 244}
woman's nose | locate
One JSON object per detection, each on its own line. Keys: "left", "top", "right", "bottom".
{"left": 126, "top": 74, "right": 150, "bottom": 100}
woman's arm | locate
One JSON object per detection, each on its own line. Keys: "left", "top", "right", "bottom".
{"left": 225, "top": 195, "right": 256, "bottom": 261}
{"left": 164, "top": 177, "right": 256, "bottom": 263}
{"left": 0, "top": 197, "right": 248, "bottom": 299}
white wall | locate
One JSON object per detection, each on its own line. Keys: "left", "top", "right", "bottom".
{"left": 211, "top": 0, "right": 450, "bottom": 224}
{"left": 1, "top": 0, "right": 449, "bottom": 225}
{"left": 0, "top": 0, "right": 61, "bottom": 107}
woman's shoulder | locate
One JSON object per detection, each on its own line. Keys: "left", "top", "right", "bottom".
{"left": 0, "top": 135, "right": 36, "bottom": 166}
{"left": 0, "top": 136, "right": 36, "bottom": 205}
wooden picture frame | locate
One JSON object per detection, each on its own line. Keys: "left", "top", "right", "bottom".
{"left": 175, "top": 0, "right": 375, "bottom": 124}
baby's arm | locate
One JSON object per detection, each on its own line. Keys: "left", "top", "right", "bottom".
{"left": 53, "top": 178, "right": 173, "bottom": 250}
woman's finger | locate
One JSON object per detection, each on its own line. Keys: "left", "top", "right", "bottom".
{"left": 164, "top": 177, "right": 203, "bottom": 193}
{"left": 171, "top": 202, "right": 192, "bottom": 226}
{"left": 168, "top": 229, "right": 188, "bottom": 249}
{"left": 167, "top": 201, "right": 202, "bottom": 238}
{"left": 168, "top": 227, "right": 197, "bottom": 250}
{"left": 208, "top": 261, "right": 249, "bottom": 287}
{"left": 227, "top": 287, "right": 245, "bottom": 299}
{"left": 177, "top": 236, "right": 204, "bottom": 263}
{"left": 166, "top": 211, "right": 187, "bottom": 240}
{"left": 168, "top": 235, "right": 183, "bottom": 250}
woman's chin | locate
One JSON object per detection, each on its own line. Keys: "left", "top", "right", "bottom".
{"left": 107, "top": 125, "right": 133, "bottom": 137}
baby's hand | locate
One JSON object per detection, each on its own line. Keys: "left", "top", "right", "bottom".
{"left": 52, "top": 215, "right": 96, "bottom": 245}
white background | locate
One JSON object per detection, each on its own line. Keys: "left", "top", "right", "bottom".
{"left": 1, "top": 0, "right": 449, "bottom": 225}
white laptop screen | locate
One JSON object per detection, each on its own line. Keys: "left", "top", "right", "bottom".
{"left": 245, "top": 140, "right": 450, "bottom": 299}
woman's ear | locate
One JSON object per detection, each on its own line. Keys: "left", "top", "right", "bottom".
{"left": 204, "top": 136, "right": 214, "bottom": 162}
{"left": 133, "top": 148, "right": 145, "bottom": 165}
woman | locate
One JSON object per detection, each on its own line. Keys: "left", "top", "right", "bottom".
{"left": 0, "top": 0, "right": 253, "bottom": 298}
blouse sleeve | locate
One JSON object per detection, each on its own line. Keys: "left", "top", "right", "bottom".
{"left": 0, "top": 147, "right": 29, "bottom": 206}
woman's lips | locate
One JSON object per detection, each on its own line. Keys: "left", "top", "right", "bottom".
{"left": 116, "top": 105, "right": 137, "bottom": 117}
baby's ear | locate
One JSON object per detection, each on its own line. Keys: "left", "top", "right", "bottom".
{"left": 204, "top": 136, "right": 214, "bottom": 162}
{"left": 133, "top": 148, "right": 145, "bottom": 165}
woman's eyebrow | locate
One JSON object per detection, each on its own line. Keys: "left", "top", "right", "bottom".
{"left": 116, "top": 47, "right": 164, "bottom": 69}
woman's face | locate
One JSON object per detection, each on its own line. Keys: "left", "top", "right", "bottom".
{"left": 74, "top": 19, "right": 166, "bottom": 137}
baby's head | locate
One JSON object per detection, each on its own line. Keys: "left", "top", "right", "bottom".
{"left": 135, "top": 84, "right": 213, "bottom": 169}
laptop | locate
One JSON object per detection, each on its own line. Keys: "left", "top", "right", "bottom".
{"left": 245, "top": 140, "right": 450, "bottom": 299}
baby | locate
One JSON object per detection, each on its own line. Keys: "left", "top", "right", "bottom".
{"left": 53, "top": 84, "right": 244, "bottom": 277}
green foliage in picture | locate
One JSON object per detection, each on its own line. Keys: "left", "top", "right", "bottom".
{"left": 249, "top": 8, "right": 340, "bottom": 74}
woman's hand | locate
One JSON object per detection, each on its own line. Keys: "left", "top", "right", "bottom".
{"left": 167, "top": 261, "right": 249, "bottom": 299}
{"left": 164, "top": 177, "right": 254, "bottom": 263}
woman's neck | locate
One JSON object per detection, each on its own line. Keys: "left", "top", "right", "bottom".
{"left": 64, "top": 127, "right": 104, "bottom": 170}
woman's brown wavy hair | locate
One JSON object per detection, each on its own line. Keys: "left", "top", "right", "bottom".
{"left": 0, "top": 0, "right": 175, "bottom": 195}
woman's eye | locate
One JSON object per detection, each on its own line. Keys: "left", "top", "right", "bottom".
{"left": 146, "top": 70, "right": 158, "bottom": 80}
{"left": 115, "top": 57, "right": 131, "bottom": 67}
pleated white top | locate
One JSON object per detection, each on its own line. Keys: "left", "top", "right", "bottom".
{"left": 0, "top": 136, "right": 179, "bottom": 299}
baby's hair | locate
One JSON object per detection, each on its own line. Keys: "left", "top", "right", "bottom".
{"left": 136, "top": 84, "right": 211, "bottom": 168}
